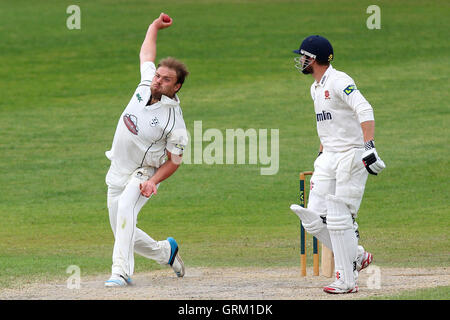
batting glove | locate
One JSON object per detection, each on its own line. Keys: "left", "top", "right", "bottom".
{"left": 362, "top": 140, "right": 386, "bottom": 175}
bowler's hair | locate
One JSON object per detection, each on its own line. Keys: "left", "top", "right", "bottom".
{"left": 158, "top": 57, "right": 189, "bottom": 90}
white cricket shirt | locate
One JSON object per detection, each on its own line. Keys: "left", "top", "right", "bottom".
{"left": 106, "top": 61, "right": 188, "bottom": 175}
{"left": 310, "top": 65, "right": 374, "bottom": 152}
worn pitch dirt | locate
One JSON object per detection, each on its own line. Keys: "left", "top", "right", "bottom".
{"left": 0, "top": 266, "right": 448, "bottom": 300}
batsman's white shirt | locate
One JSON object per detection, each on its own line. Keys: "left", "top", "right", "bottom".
{"left": 308, "top": 65, "right": 373, "bottom": 215}
{"left": 310, "top": 65, "right": 374, "bottom": 152}
{"left": 106, "top": 61, "right": 188, "bottom": 177}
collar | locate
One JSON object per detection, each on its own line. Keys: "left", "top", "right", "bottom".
{"left": 161, "top": 94, "right": 180, "bottom": 106}
{"left": 314, "top": 65, "right": 334, "bottom": 87}
{"left": 145, "top": 94, "right": 180, "bottom": 110}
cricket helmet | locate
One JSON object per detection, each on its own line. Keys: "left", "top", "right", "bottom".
{"left": 293, "top": 35, "right": 334, "bottom": 74}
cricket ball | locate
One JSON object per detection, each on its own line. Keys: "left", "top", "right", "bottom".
{"left": 162, "top": 14, "right": 171, "bottom": 22}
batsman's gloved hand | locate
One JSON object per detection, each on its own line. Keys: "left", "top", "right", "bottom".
{"left": 362, "top": 140, "right": 385, "bottom": 175}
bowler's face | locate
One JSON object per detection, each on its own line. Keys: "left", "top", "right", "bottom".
{"left": 151, "top": 66, "right": 180, "bottom": 99}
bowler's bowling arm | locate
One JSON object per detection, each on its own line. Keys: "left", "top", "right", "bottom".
{"left": 140, "top": 14, "right": 172, "bottom": 65}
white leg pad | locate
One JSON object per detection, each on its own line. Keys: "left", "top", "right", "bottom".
{"left": 290, "top": 204, "right": 332, "bottom": 249}
{"left": 307, "top": 188, "right": 328, "bottom": 215}
{"left": 325, "top": 195, "right": 358, "bottom": 288}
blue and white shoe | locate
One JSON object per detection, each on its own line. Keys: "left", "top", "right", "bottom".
{"left": 104, "top": 274, "right": 133, "bottom": 287}
{"left": 167, "top": 237, "right": 185, "bottom": 278}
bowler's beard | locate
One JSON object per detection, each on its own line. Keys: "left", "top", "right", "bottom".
{"left": 150, "top": 87, "right": 162, "bottom": 101}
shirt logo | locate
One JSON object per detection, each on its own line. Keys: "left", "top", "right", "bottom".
{"left": 123, "top": 114, "right": 139, "bottom": 135}
{"left": 150, "top": 117, "right": 159, "bottom": 127}
{"left": 175, "top": 143, "right": 185, "bottom": 151}
{"left": 316, "top": 110, "right": 332, "bottom": 122}
{"left": 136, "top": 93, "right": 143, "bottom": 102}
{"left": 324, "top": 90, "right": 331, "bottom": 100}
{"left": 343, "top": 84, "right": 357, "bottom": 95}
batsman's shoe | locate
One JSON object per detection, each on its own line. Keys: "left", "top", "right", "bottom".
{"left": 167, "top": 237, "right": 185, "bottom": 278}
{"left": 104, "top": 274, "right": 132, "bottom": 287}
{"left": 356, "top": 250, "right": 373, "bottom": 272}
{"left": 323, "top": 279, "right": 359, "bottom": 294}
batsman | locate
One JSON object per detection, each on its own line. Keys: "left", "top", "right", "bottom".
{"left": 290, "top": 35, "right": 386, "bottom": 294}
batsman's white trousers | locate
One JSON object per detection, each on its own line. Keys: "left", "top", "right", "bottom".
{"left": 106, "top": 166, "right": 171, "bottom": 278}
{"left": 309, "top": 148, "right": 368, "bottom": 217}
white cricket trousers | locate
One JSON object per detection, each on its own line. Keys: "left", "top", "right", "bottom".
{"left": 308, "top": 148, "right": 368, "bottom": 286}
{"left": 309, "top": 148, "right": 368, "bottom": 216}
{"left": 106, "top": 166, "right": 171, "bottom": 278}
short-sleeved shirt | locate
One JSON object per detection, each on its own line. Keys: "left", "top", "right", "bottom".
{"left": 105, "top": 61, "right": 188, "bottom": 175}
{"left": 310, "top": 65, "right": 374, "bottom": 152}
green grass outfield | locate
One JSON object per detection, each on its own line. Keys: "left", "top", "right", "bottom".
{"left": 0, "top": 0, "right": 448, "bottom": 299}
